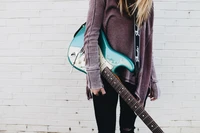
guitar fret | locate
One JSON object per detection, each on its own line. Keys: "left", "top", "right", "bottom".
{"left": 119, "top": 86, "right": 127, "bottom": 97}
{"left": 113, "top": 80, "right": 121, "bottom": 92}
{"left": 117, "top": 84, "right": 124, "bottom": 92}
{"left": 118, "top": 85, "right": 125, "bottom": 94}
{"left": 130, "top": 102, "right": 140, "bottom": 111}
{"left": 104, "top": 71, "right": 118, "bottom": 90}
{"left": 143, "top": 115, "right": 153, "bottom": 126}
{"left": 138, "top": 110, "right": 149, "bottom": 121}
{"left": 112, "top": 80, "right": 118, "bottom": 88}
{"left": 125, "top": 95, "right": 133, "bottom": 104}
{"left": 120, "top": 91, "right": 127, "bottom": 99}
{"left": 147, "top": 121, "right": 159, "bottom": 132}
{"left": 118, "top": 87, "right": 124, "bottom": 94}
{"left": 121, "top": 90, "right": 129, "bottom": 100}
{"left": 147, "top": 119, "right": 154, "bottom": 127}
{"left": 112, "top": 81, "right": 120, "bottom": 91}
{"left": 153, "top": 126, "right": 164, "bottom": 133}
{"left": 135, "top": 106, "right": 144, "bottom": 115}
{"left": 124, "top": 91, "right": 130, "bottom": 98}
{"left": 129, "top": 98, "right": 137, "bottom": 106}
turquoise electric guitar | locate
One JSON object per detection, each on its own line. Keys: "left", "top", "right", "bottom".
{"left": 67, "top": 23, "right": 135, "bottom": 74}
{"left": 67, "top": 23, "right": 164, "bottom": 133}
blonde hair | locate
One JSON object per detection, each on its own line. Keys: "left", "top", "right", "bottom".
{"left": 118, "top": 0, "right": 153, "bottom": 28}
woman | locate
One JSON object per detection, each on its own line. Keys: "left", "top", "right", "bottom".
{"left": 84, "top": 0, "right": 160, "bottom": 132}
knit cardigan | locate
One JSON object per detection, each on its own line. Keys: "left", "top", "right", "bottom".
{"left": 84, "top": 0, "right": 159, "bottom": 103}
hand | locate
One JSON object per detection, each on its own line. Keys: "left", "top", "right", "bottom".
{"left": 149, "top": 90, "right": 157, "bottom": 101}
{"left": 149, "top": 82, "right": 160, "bottom": 101}
{"left": 91, "top": 88, "right": 106, "bottom": 96}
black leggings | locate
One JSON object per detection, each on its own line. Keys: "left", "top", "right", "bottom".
{"left": 92, "top": 78, "right": 148, "bottom": 133}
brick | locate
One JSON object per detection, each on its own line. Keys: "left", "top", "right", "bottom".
{"left": 26, "top": 125, "right": 47, "bottom": 132}
{"left": 177, "top": 19, "right": 200, "bottom": 26}
{"left": 2, "top": 99, "right": 24, "bottom": 106}
{"left": 0, "top": 27, "right": 18, "bottom": 34}
{"left": 7, "top": 18, "right": 30, "bottom": 26}
{"left": 18, "top": 57, "right": 42, "bottom": 64}
{"left": 19, "top": 50, "right": 53, "bottom": 57}
{"left": 41, "top": 25, "right": 66, "bottom": 33}
{"left": 18, "top": 26, "right": 42, "bottom": 34}
{"left": 0, "top": 72, "right": 21, "bottom": 79}
{"left": 177, "top": 2, "right": 200, "bottom": 11}
{"left": 30, "top": 34, "right": 69, "bottom": 41}
{"left": 0, "top": 19, "right": 6, "bottom": 26}
{"left": 0, "top": 93, "right": 12, "bottom": 99}
{"left": 0, "top": 10, "right": 40, "bottom": 18}
{"left": 13, "top": 93, "right": 55, "bottom": 100}
{"left": 161, "top": 58, "right": 185, "bottom": 66}
{"left": 155, "top": 2, "right": 177, "bottom": 10}
{"left": 30, "top": 18, "right": 53, "bottom": 25}
{"left": 19, "top": 41, "right": 42, "bottom": 49}
{"left": 22, "top": 86, "right": 45, "bottom": 93}
{"left": 47, "top": 126, "right": 72, "bottom": 132}
{"left": 190, "top": 11, "right": 200, "bottom": 18}
{"left": 42, "top": 41, "right": 68, "bottom": 49}
{"left": 31, "top": 65, "right": 53, "bottom": 72}
{"left": 42, "top": 57, "right": 65, "bottom": 64}
{"left": 0, "top": 125, "right": 26, "bottom": 131}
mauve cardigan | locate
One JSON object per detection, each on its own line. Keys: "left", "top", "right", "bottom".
{"left": 84, "top": 0, "right": 159, "bottom": 103}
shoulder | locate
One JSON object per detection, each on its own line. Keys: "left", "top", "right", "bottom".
{"left": 149, "top": 2, "right": 154, "bottom": 28}
{"left": 93, "top": 0, "right": 106, "bottom": 4}
{"left": 145, "top": 3, "right": 154, "bottom": 35}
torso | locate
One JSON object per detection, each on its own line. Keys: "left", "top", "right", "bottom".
{"left": 102, "top": 0, "right": 147, "bottom": 84}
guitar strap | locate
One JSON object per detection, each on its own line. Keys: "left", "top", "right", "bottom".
{"left": 134, "top": 13, "right": 140, "bottom": 75}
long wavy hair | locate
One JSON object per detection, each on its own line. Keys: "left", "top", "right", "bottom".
{"left": 118, "top": 0, "right": 153, "bottom": 28}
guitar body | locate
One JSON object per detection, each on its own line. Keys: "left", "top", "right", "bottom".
{"left": 67, "top": 24, "right": 164, "bottom": 133}
{"left": 67, "top": 23, "right": 135, "bottom": 74}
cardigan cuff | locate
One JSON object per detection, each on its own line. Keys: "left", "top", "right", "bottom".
{"left": 86, "top": 69, "right": 104, "bottom": 89}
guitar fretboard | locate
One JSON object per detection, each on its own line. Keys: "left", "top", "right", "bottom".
{"left": 101, "top": 67, "right": 164, "bottom": 133}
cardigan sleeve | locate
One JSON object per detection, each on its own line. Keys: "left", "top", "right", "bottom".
{"left": 149, "top": 4, "right": 160, "bottom": 98}
{"left": 148, "top": 33, "right": 160, "bottom": 98}
{"left": 150, "top": 58, "right": 160, "bottom": 99}
{"left": 149, "top": 4, "right": 158, "bottom": 84}
{"left": 84, "top": 0, "right": 105, "bottom": 89}
{"left": 151, "top": 57, "right": 158, "bottom": 83}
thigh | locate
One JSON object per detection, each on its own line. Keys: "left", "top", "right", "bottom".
{"left": 93, "top": 78, "right": 118, "bottom": 133}
{"left": 119, "top": 82, "right": 137, "bottom": 132}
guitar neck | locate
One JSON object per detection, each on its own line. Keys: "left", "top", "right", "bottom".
{"left": 101, "top": 67, "right": 164, "bottom": 133}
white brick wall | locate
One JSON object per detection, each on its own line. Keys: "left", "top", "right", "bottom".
{"left": 0, "top": 0, "right": 200, "bottom": 133}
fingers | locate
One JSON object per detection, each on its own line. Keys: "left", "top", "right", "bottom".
{"left": 149, "top": 89, "right": 157, "bottom": 101}
{"left": 100, "top": 88, "right": 106, "bottom": 95}
{"left": 91, "top": 88, "right": 106, "bottom": 96}
{"left": 91, "top": 89, "right": 100, "bottom": 96}
{"left": 150, "top": 97, "right": 156, "bottom": 101}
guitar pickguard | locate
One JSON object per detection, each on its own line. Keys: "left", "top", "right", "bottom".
{"left": 68, "top": 46, "right": 86, "bottom": 73}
